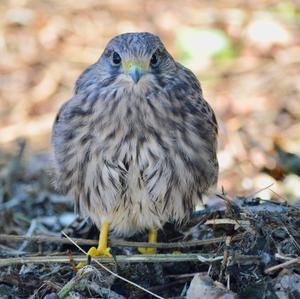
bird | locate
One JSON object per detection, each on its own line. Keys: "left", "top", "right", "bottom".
{"left": 51, "top": 32, "right": 218, "bottom": 262}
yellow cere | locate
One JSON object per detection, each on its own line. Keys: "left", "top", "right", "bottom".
{"left": 123, "top": 61, "right": 148, "bottom": 73}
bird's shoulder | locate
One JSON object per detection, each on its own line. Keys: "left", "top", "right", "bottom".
{"left": 171, "top": 63, "right": 218, "bottom": 135}
{"left": 74, "top": 63, "right": 99, "bottom": 94}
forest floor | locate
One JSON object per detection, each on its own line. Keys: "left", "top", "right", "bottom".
{"left": 0, "top": 143, "right": 299, "bottom": 298}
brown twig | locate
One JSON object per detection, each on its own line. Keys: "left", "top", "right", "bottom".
{"left": 0, "top": 234, "right": 97, "bottom": 246}
{"left": 0, "top": 252, "right": 262, "bottom": 268}
{"left": 205, "top": 219, "right": 250, "bottom": 229}
{"left": 218, "top": 236, "right": 232, "bottom": 282}
{"left": 265, "top": 257, "right": 300, "bottom": 274}
{"left": 0, "top": 253, "right": 217, "bottom": 267}
{"left": 0, "top": 233, "right": 239, "bottom": 249}
{"left": 281, "top": 223, "right": 300, "bottom": 254}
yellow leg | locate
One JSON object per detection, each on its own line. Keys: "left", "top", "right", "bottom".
{"left": 97, "top": 222, "right": 110, "bottom": 254}
{"left": 138, "top": 228, "right": 157, "bottom": 254}
{"left": 77, "top": 222, "right": 112, "bottom": 268}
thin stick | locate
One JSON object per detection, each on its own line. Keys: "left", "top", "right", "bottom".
{"left": 274, "top": 253, "right": 296, "bottom": 261}
{"left": 281, "top": 223, "right": 300, "bottom": 254}
{"left": 0, "top": 253, "right": 216, "bottom": 267}
{"left": 166, "top": 272, "right": 202, "bottom": 279}
{"left": 62, "top": 232, "right": 165, "bottom": 299}
{"left": 218, "top": 236, "right": 231, "bottom": 282}
{"left": 0, "top": 252, "right": 260, "bottom": 268}
{"left": 205, "top": 219, "right": 250, "bottom": 227}
{"left": 0, "top": 234, "right": 97, "bottom": 245}
{"left": 18, "top": 219, "right": 37, "bottom": 252}
{"left": 0, "top": 234, "right": 234, "bottom": 248}
{"left": 265, "top": 257, "right": 300, "bottom": 274}
{"left": 247, "top": 183, "right": 274, "bottom": 198}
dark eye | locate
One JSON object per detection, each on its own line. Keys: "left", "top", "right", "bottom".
{"left": 112, "top": 52, "right": 121, "bottom": 65}
{"left": 150, "top": 52, "right": 160, "bottom": 67}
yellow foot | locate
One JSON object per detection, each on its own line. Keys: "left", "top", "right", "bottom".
{"left": 77, "top": 246, "right": 112, "bottom": 268}
{"left": 138, "top": 227, "right": 158, "bottom": 254}
{"left": 138, "top": 247, "right": 157, "bottom": 254}
{"left": 76, "top": 223, "right": 111, "bottom": 269}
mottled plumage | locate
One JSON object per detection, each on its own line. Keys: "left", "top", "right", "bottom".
{"left": 51, "top": 32, "right": 218, "bottom": 237}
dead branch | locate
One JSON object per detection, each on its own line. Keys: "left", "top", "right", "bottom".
{"left": 0, "top": 253, "right": 218, "bottom": 267}
{"left": 0, "top": 252, "right": 263, "bottom": 268}
{"left": 0, "top": 233, "right": 240, "bottom": 249}
{"left": 0, "top": 234, "right": 97, "bottom": 246}
{"left": 265, "top": 257, "right": 300, "bottom": 274}
{"left": 205, "top": 219, "right": 250, "bottom": 229}
{"left": 218, "top": 236, "right": 232, "bottom": 282}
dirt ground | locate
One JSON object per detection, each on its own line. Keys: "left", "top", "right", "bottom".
{"left": 0, "top": 145, "right": 299, "bottom": 298}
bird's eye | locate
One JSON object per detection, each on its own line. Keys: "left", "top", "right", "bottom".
{"left": 150, "top": 52, "right": 160, "bottom": 67}
{"left": 112, "top": 52, "right": 121, "bottom": 65}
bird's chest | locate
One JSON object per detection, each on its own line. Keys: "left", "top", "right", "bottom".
{"left": 75, "top": 89, "right": 197, "bottom": 202}
{"left": 90, "top": 97, "right": 176, "bottom": 196}
{"left": 98, "top": 94, "right": 171, "bottom": 167}
{"left": 101, "top": 123, "right": 169, "bottom": 183}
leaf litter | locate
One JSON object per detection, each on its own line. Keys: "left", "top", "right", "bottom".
{"left": 0, "top": 140, "right": 299, "bottom": 298}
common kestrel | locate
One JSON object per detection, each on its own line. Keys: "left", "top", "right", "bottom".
{"left": 52, "top": 32, "right": 218, "bottom": 260}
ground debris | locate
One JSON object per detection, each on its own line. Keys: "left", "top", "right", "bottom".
{"left": 0, "top": 147, "right": 300, "bottom": 298}
{"left": 274, "top": 269, "right": 300, "bottom": 299}
{"left": 186, "top": 273, "right": 237, "bottom": 299}
{"left": 57, "top": 265, "right": 118, "bottom": 299}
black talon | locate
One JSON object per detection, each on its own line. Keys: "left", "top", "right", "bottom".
{"left": 87, "top": 255, "right": 92, "bottom": 265}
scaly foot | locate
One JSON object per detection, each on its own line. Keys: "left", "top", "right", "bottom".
{"left": 138, "top": 227, "right": 157, "bottom": 255}
{"left": 138, "top": 247, "right": 157, "bottom": 254}
{"left": 77, "top": 222, "right": 111, "bottom": 268}
{"left": 77, "top": 246, "right": 112, "bottom": 268}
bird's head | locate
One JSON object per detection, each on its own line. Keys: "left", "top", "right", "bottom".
{"left": 97, "top": 32, "right": 177, "bottom": 88}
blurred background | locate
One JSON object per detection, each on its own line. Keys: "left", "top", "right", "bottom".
{"left": 0, "top": 0, "right": 300, "bottom": 201}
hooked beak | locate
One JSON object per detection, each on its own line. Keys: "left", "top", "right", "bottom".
{"left": 124, "top": 62, "right": 147, "bottom": 83}
{"left": 127, "top": 65, "right": 144, "bottom": 83}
